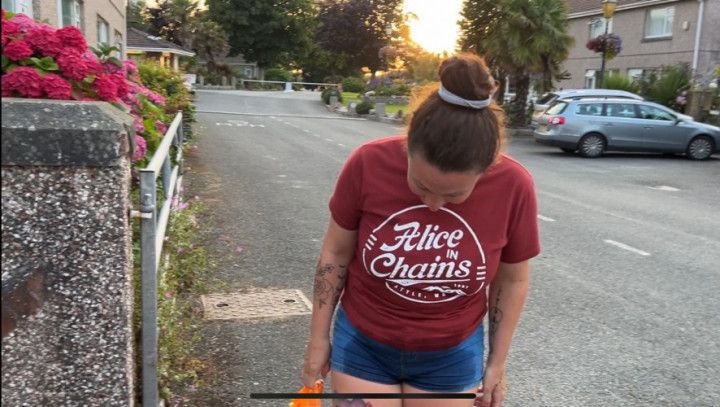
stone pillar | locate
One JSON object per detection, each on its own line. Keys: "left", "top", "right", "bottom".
{"left": 173, "top": 55, "right": 179, "bottom": 71}
{"left": 375, "top": 102, "right": 386, "bottom": 117}
{"left": 198, "top": 75, "right": 205, "bottom": 86}
{"left": 1, "top": 99, "right": 136, "bottom": 405}
{"left": 221, "top": 76, "right": 228, "bottom": 87}
{"left": 231, "top": 77, "right": 237, "bottom": 88}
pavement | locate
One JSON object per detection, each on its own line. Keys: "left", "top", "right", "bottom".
{"left": 177, "top": 89, "right": 720, "bottom": 406}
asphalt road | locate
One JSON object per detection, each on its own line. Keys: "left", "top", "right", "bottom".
{"left": 183, "top": 90, "right": 720, "bottom": 406}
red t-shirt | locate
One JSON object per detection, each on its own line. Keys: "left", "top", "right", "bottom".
{"left": 329, "top": 135, "right": 540, "bottom": 351}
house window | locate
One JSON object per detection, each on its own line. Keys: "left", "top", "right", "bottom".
{"left": 3, "top": 0, "right": 33, "bottom": 17}
{"left": 628, "top": 68, "right": 644, "bottom": 82}
{"left": 585, "top": 70, "right": 597, "bottom": 89}
{"left": 60, "top": 0, "right": 83, "bottom": 28}
{"left": 97, "top": 15, "right": 109, "bottom": 46}
{"left": 114, "top": 30, "right": 123, "bottom": 58}
{"left": 645, "top": 6, "right": 674, "bottom": 38}
{"left": 589, "top": 17, "right": 612, "bottom": 38}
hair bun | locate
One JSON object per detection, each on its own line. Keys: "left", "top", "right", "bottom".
{"left": 439, "top": 53, "right": 495, "bottom": 101}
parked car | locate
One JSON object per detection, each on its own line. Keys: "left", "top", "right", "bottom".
{"left": 531, "top": 89, "right": 644, "bottom": 128}
{"left": 533, "top": 98, "right": 720, "bottom": 160}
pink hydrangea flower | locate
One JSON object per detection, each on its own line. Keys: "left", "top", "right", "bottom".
{"left": 155, "top": 120, "right": 168, "bottom": 134}
{"left": 133, "top": 135, "right": 147, "bottom": 161}
{"left": 42, "top": 73, "right": 72, "bottom": 99}
{"left": 56, "top": 50, "right": 89, "bottom": 81}
{"left": 3, "top": 39, "right": 33, "bottom": 61}
{"left": 9, "top": 13, "right": 37, "bottom": 33}
{"left": 92, "top": 74, "right": 119, "bottom": 101}
{"left": 1, "top": 66, "right": 43, "bottom": 97}
{"left": 124, "top": 60, "right": 138, "bottom": 74}
{"left": 2, "top": 19, "right": 20, "bottom": 37}
{"left": 134, "top": 117, "right": 145, "bottom": 133}
{"left": 56, "top": 26, "right": 86, "bottom": 54}
{"left": 111, "top": 73, "right": 129, "bottom": 98}
{"left": 23, "top": 25, "right": 63, "bottom": 57}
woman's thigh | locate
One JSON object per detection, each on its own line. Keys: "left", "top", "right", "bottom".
{"left": 400, "top": 382, "right": 478, "bottom": 407}
{"left": 331, "top": 370, "right": 402, "bottom": 407}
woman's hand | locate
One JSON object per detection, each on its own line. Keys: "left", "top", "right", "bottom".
{"left": 302, "top": 337, "right": 331, "bottom": 388}
{"left": 475, "top": 363, "right": 506, "bottom": 407}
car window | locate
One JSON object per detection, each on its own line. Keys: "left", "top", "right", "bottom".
{"left": 638, "top": 105, "right": 675, "bottom": 121}
{"left": 574, "top": 103, "right": 603, "bottom": 116}
{"left": 545, "top": 101, "right": 568, "bottom": 115}
{"left": 537, "top": 93, "right": 557, "bottom": 105}
{"left": 606, "top": 103, "right": 638, "bottom": 118}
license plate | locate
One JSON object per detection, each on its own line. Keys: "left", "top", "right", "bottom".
{"left": 539, "top": 124, "right": 548, "bottom": 132}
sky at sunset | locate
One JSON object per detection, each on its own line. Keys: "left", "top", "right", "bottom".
{"left": 403, "top": 0, "right": 464, "bottom": 54}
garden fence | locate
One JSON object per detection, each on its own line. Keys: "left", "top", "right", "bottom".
{"left": 133, "top": 112, "right": 184, "bottom": 407}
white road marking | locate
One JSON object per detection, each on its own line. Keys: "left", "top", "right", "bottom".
{"left": 337, "top": 143, "right": 346, "bottom": 147}
{"left": 303, "top": 129, "right": 311, "bottom": 133}
{"left": 325, "top": 138, "right": 333, "bottom": 142}
{"left": 537, "top": 214, "right": 556, "bottom": 222}
{"left": 603, "top": 239, "right": 651, "bottom": 256}
{"left": 648, "top": 185, "right": 680, "bottom": 192}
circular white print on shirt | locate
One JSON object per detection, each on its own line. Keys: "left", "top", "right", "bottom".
{"left": 362, "top": 205, "right": 486, "bottom": 304}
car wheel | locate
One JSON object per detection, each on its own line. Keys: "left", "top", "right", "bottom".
{"left": 560, "top": 148, "right": 575, "bottom": 153}
{"left": 578, "top": 133, "right": 605, "bottom": 158}
{"left": 686, "top": 136, "right": 714, "bottom": 160}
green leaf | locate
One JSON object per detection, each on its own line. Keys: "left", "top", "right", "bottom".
{"left": 5, "top": 11, "right": 15, "bottom": 19}
{"left": 90, "top": 47, "right": 103, "bottom": 58}
{"left": 107, "top": 56, "right": 123, "bottom": 67}
{"left": 1, "top": 55, "right": 9, "bottom": 71}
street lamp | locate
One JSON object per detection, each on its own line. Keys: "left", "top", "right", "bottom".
{"left": 598, "top": 0, "right": 618, "bottom": 88}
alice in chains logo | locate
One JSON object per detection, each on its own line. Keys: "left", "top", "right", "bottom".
{"left": 362, "top": 205, "right": 486, "bottom": 303}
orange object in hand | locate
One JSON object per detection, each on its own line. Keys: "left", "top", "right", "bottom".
{"left": 289, "top": 380, "right": 324, "bottom": 407}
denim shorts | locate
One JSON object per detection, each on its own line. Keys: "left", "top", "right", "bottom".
{"left": 330, "top": 306, "right": 484, "bottom": 392}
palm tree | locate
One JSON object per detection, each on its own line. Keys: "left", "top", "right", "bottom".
{"left": 459, "top": 0, "right": 573, "bottom": 124}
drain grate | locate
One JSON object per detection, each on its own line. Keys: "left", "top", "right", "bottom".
{"left": 201, "top": 289, "right": 313, "bottom": 320}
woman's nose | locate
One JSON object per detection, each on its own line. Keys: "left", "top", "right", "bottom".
{"left": 423, "top": 195, "right": 445, "bottom": 212}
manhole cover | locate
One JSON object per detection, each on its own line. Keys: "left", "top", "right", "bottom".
{"left": 201, "top": 289, "right": 313, "bottom": 320}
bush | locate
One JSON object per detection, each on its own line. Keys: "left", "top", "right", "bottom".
{"left": 138, "top": 61, "right": 196, "bottom": 124}
{"left": 321, "top": 88, "right": 343, "bottom": 104}
{"left": 342, "top": 77, "right": 366, "bottom": 93}
{"left": 637, "top": 64, "right": 691, "bottom": 111}
{"left": 373, "top": 83, "right": 411, "bottom": 97}
{"left": 323, "top": 75, "right": 343, "bottom": 84}
{"left": 648, "top": 64, "right": 691, "bottom": 111}
{"left": 603, "top": 74, "right": 640, "bottom": 94}
{"left": 355, "top": 100, "right": 374, "bottom": 115}
{"left": 265, "top": 68, "right": 293, "bottom": 82}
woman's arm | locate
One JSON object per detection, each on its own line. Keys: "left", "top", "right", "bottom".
{"left": 302, "top": 218, "right": 358, "bottom": 387}
{"left": 479, "top": 260, "right": 531, "bottom": 407}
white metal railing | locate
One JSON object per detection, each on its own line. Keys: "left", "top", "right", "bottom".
{"left": 136, "top": 112, "right": 184, "bottom": 407}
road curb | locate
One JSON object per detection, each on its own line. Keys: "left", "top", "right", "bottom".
{"left": 323, "top": 103, "right": 405, "bottom": 125}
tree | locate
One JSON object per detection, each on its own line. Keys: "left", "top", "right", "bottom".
{"left": 458, "top": 0, "right": 573, "bottom": 124}
{"left": 144, "top": 0, "right": 201, "bottom": 48}
{"left": 316, "top": 0, "right": 404, "bottom": 75}
{"left": 207, "top": 0, "right": 316, "bottom": 68}
{"left": 127, "top": 0, "right": 150, "bottom": 31}
{"left": 190, "top": 12, "right": 230, "bottom": 70}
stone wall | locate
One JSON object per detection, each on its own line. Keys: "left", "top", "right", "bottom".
{"left": 1, "top": 99, "right": 136, "bottom": 405}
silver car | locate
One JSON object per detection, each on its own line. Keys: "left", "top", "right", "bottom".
{"left": 533, "top": 98, "right": 720, "bottom": 160}
{"left": 531, "top": 89, "right": 644, "bottom": 127}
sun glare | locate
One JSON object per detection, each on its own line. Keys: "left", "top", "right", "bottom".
{"left": 403, "top": 0, "right": 464, "bottom": 54}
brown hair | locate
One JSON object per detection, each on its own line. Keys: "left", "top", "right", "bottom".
{"left": 406, "top": 53, "right": 505, "bottom": 173}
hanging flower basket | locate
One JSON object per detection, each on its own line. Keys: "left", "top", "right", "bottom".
{"left": 586, "top": 33, "right": 623, "bottom": 60}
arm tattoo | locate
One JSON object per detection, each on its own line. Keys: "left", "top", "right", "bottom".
{"left": 313, "top": 262, "right": 347, "bottom": 309}
{"left": 488, "top": 286, "right": 503, "bottom": 356}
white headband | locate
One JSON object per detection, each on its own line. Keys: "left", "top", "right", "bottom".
{"left": 438, "top": 85, "right": 493, "bottom": 109}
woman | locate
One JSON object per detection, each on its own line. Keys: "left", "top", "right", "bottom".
{"left": 302, "top": 53, "right": 540, "bottom": 407}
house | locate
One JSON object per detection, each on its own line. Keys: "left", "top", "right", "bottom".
{"left": 196, "top": 54, "right": 262, "bottom": 80}
{"left": 126, "top": 27, "right": 195, "bottom": 71}
{"left": 561, "top": 0, "right": 720, "bottom": 89}
{"left": 2, "top": 0, "right": 127, "bottom": 57}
